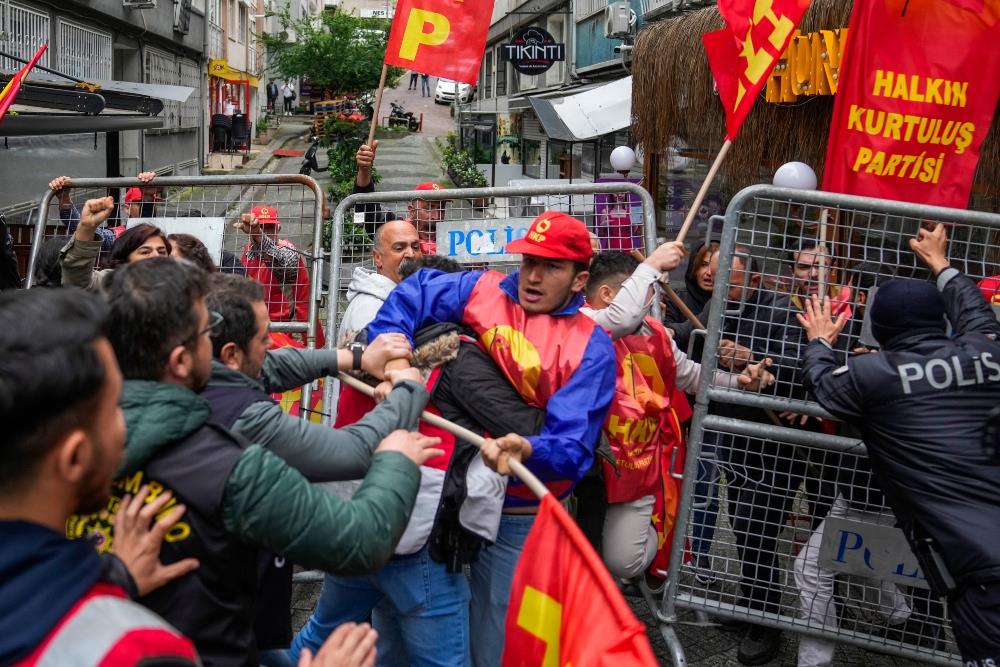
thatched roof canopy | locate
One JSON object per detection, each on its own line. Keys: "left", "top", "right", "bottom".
{"left": 631, "top": 0, "right": 999, "bottom": 199}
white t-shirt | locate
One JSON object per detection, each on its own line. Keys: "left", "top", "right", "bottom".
{"left": 282, "top": 85, "right": 294, "bottom": 99}
{"left": 224, "top": 101, "right": 235, "bottom": 115}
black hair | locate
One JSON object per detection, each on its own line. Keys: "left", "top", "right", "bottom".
{"left": 205, "top": 273, "right": 265, "bottom": 358}
{"left": 168, "top": 233, "right": 217, "bottom": 273}
{"left": 105, "top": 257, "right": 208, "bottom": 381}
{"left": 109, "top": 223, "right": 171, "bottom": 269}
{"left": 573, "top": 261, "right": 590, "bottom": 276}
{"left": 399, "top": 254, "right": 463, "bottom": 280}
{"left": 32, "top": 235, "right": 72, "bottom": 288}
{"left": 0, "top": 288, "right": 108, "bottom": 489}
{"left": 586, "top": 251, "right": 638, "bottom": 293}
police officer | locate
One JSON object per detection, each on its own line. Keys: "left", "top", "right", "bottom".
{"left": 797, "top": 223, "right": 1000, "bottom": 666}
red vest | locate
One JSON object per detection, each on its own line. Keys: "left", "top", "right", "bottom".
{"left": 463, "top": 271, "right": 597, "bottom": 499}
{"left": 243, "top": 241, "right": 325, "bottom": 348}
{"left": 602, "top": 316, "right": 681, "bottom": 503}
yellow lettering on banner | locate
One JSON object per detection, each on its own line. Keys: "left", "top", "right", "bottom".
{"left": 516, "top": 586, "right": 566, "bottom": 667}
{"left": 607, "top": 414, "right": 632, "bottom": 442}
{"left": 871, "top": 71, "right": 969, "bottom": 108}
{"left": 117, "top": 470, "right": 143, "bottom": 495}
{"left": 398, "top": 9, "right": 450, "bottom": 61}
{"left": 621, "top": 353, "right": 666, "bottom": 410}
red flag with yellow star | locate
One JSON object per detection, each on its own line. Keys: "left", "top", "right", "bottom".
{"left": 701, "top": 0, "right": 811, "bottom": 140}
{"left": 502, "top": 494, "right": 658, "bottom": 667}
{"left": 0, "top": 43, "right": 47, "bottom": 126}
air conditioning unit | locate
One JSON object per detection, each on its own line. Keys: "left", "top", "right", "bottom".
{"left": 604, "top": 2, "right": 633, "bottom": 39}
{"left": 123, "top": 0, "right": 158, "bottom": 9}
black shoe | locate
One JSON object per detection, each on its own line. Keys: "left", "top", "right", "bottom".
{"left": 715, "top": 615, "right": 748, "bottom": 632}
{"left": 737, "top": 625, "right": 782, "bottom": 665}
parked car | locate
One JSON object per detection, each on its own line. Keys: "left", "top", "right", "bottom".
{"left": 434, "top": 79, "right": 474, "bottom": 104}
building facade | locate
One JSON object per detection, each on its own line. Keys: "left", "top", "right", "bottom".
{"left": 0, "top": 0, "right": 207, "bottom": 212}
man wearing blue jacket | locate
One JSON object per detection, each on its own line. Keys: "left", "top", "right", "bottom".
{"left": 367, "top": 210, "right": 616, "bottom": 666}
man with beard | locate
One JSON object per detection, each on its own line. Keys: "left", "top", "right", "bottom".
{"left": 0, "top": 288, "right": 199, "bottom": 666}
{"left": 73, "top": 257, "right": 443, "bottom": 666}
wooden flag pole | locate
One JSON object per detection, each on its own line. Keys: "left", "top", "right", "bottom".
{"left": 338, "top": 372, "right": 551, "bottom": 500}
{"left": 674, "top": 139, "right": 733, "bottom": 245}
{"left": 366, "top": 64, "right": 389, "bottom": 148}
{"left": 631, "top": 249, "right": 706, "bottom": 330}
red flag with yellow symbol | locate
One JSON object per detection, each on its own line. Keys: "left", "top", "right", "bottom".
{"left": 384, "top": 0, "right": 492, "bottom": 85}
{"left": 503, "top": 494, "right": 658, "bottom": 667}
{"left": 0, "top": 43, "right": 47, "bottom": 126}
{"left": 702, "top": 0, "right": 811, "bottom": 140}
{"left": 269, "top": 332, "right": 323, "bottom": 423}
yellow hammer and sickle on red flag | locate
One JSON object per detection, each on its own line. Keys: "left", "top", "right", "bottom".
{"left": 735, "top": 0, "right": 795, "bottom": 109}
{"left": 621, "top": 352, "right": 666, "bottom": 410}
{"left": 516, "top": 586, "right": 572, "bottom": 667}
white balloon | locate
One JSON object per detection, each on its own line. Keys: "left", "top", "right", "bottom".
{"left": 773, "top": 161, "right": 818, "bottom": 190}
{"left": 610, "top": 145, "right": 637, "bottom": 172}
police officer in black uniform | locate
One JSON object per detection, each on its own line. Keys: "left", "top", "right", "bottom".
{"left": 798, "top": 223, "right": 1000, "bottom": 666}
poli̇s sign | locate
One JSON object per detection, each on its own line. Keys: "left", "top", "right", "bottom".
{"left": 436, "top": 218, "right": 532, "bottom": 264}
{"left": 819, "top": 514, "right": 928, "bottom": 590}
{"left": 501, "top": 27, "right": 566, "bottom": 76}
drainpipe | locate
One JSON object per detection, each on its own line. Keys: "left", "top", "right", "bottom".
{"left": 566, "top": 4, "right": 579, "bottom": 82}
{"left": 202, "top": 12, "right": 210, "bottom": 169}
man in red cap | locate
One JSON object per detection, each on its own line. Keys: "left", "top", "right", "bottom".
{"left": 365, "top": 210, "right": 616, "bottom": 667}
{"left": 235, "top": 205, "right": 325, "bottom": 347}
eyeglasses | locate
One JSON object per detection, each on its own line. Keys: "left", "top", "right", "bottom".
{"left": 182, "top": 310, "right": 224, "bottom": 347}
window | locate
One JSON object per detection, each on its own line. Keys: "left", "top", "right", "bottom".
{"left": 237, "top": 3, "right": 247, "bottom": 44}
{"left": 58, "top": 19, "right": 112, "bottom": 81}
{"left": 546, "top": 15, "right": 565, "bottom": 86}
{"left": 484, "top": 49, "right": 493, "bottom": 100}
{"left": 495, "top": 53, "right": 507, "bottom": 96}
{"left": 1, "top": 2, "right": 50, "bottom": 73}
{"left": 178, "top": 57, "right": 202, "bottom": 129}
{"left": 575, "top": 0, "right": 607, "bottom": 20}
{"left": 523, "top": 139, "right": 541, "bottom": 178}
{"left": 228, "top": 0, "right": 236, "bottom": 35}
{"left": 145, "top": 47, "right": 179, "bottom": 128}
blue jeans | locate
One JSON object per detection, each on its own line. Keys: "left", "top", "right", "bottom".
{"left": 469, "top": 513, "right": 536, "bottom": 667}
{"left": 690, "top": 453, "right": 720, "bottom": 558}
{"left": 259, "top": 649, "right": 293, "bottom": 667}
{"left": 287, "top": 545, "right": 470, "bottom": 667}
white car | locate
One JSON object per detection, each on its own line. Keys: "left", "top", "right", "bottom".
{"left": 434, "top": 79, "right": 474, "bottom": 104}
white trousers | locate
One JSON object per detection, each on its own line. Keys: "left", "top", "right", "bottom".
{"left": 603, "top": 494, "right": 658, "bottom": 580}
{"left": 795, "top": 495, "right": 911, "bottom": 667}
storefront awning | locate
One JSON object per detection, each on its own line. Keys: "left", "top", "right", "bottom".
{"left": 208, "top": 59, "right": 260, "bottom": 88}
{"left": 528, "top": 76, "right": 631, "bottom": 142}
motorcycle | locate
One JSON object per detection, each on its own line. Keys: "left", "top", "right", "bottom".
{"left": 299, "top": 136, "right": 329, "bottom": 176}
{"left": 388, "top": 101, "right": 420, "bottom": 131}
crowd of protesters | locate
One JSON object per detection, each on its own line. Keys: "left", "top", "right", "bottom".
{"left": 0, "top": 153, "right": 998, "bottom": 667}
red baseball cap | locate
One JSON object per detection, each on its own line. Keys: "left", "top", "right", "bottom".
{"left": 124, "top": 186, "right": 163, "bottom": 204}
{"left": 979, "top": 275, "right": 1000, "bottom": 305}
{"left": 414, "top": 182, "right": 444, "bottom": 192}
{"left": 251, "top": 205, "right": 280, "bottom": 224}
{"left": 505, "top": 211, "right": 593, "bottom": 264}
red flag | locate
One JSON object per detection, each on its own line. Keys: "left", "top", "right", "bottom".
{"left": 648, "top": 402, "right": 688, "bottom": 579}
{"left": 384, "top": 0, "right": 491, "bottom": 85}
{"left": 702, "top": 0, "right": 811, "bottom": 140}
{"left": 0, "top": 43, "right": 48, "bottom": 126}
{"left": 503, "top": 494, "right": 658, "bottom": 667}
{"left": 821, "top": 1, "right": 1000, "bottom": 208}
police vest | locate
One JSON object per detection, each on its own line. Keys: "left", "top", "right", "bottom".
{"left": 67, "top": 424, "right": 257, "bottom": 667}
{"left": 463, "top": 271, "right": 598, "bottom": 500}
{"left": 200, "top": 382, "right": 291, "bottom": 651}
{"left": 602, "top": 316, "right": 680, "bottom": 504}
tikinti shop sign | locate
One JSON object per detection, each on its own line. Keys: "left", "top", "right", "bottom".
{"left": 501, "top": 27, "right": 566, "bottom": 75}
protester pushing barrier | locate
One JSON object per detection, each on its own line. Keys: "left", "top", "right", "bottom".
{"left": 653, "top": 184, "right": 1000, "bottom": 667}
{"left": 25, "top": 174, "right": 328, "bottom": 413}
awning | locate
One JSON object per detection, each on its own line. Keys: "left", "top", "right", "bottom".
{"left": 0, "top": 113, "right": 164, "bottom": 137}
{"left": 527, "top": 76, "right": 632, "bottom": 142}
{"left": 208, "top": 59, "right": 260, "bottom": 87}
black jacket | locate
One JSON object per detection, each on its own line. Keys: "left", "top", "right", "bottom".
{"left": 801, "top": 269, "right": 1000, "bottom": 586}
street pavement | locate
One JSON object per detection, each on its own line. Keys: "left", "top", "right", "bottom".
{"left": 246, "top": 101, "right": 932, "bottom": 667}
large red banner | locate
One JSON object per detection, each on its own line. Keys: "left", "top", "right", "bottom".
{"left": 502, "top": 495, "right": 658, "bottom": 667}
{"left": 702, "top": 0, "right": 811, "bottom": 140}
{"left": 822, "top": 0, "right": 1000, "bottom": 208}
{"left": 384, "top": 0, "right": 491, "bottom": 85}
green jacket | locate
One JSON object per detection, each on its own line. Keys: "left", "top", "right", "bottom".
{"left": 119, "top": 379, "right": 421, "bottom": 574}
{"left": 208, "top": 347, "right": 428, "bottom": 482}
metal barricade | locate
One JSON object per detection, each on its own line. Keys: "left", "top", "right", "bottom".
{"left": 24, "top": 174, "right": 326, "bottom": 412}
{"left": 658, "top": 184, "right": 1000, "bottom": 666}
{"left": 322, "top": 181, "right": 658, "bottom": 424}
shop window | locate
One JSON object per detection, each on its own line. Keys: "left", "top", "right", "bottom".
{"left": 484, "top": 49, "right": 494, "bottom": 99}
{"left": 496, "top": 57, "right": 507, "bottom": 96}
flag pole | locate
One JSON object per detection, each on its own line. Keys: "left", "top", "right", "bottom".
{"left": 673, "top": 138, "right": 732, "bottom": 245}
{"left": 338, "top": 372, "right": 552, "bottom": 500}
{"left": 366, "top": 63, "right": 389, "bottom": 148}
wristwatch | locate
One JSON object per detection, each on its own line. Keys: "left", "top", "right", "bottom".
{"left": 348, "top": 342, "right": 365, "bottom": 371}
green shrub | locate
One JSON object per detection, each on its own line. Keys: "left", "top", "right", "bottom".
{"left": 440, "top": 143, "right": 487, "bottom": 188}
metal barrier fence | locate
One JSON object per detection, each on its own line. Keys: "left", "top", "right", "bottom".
{"left": 24, "top": 174, "right": 326, "bottom": 411}
{"left": 657, "top": 185, "right": 1000, "bottom": 666}
{"left": 322, "top": 181, "right": 658, "bottom": 424}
